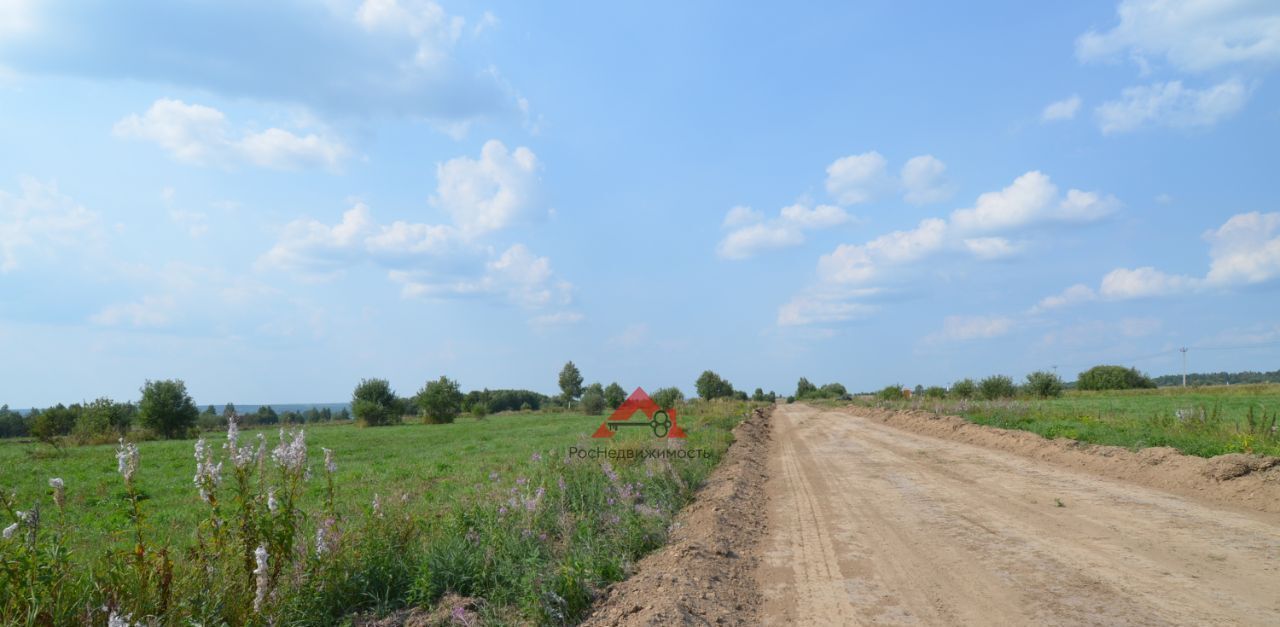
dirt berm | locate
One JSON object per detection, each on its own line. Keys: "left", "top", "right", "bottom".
{"left": 581, "top": 405, "right": 771, "bottom": 626}
{"left": 850, "top": 405, "right": 1280, "bottom": 514}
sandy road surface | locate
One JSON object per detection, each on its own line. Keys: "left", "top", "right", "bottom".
{"left": 758, "top": 404, "right": 1280, "bottom": 626}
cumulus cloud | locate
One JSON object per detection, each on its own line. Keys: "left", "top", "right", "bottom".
{"left": 432, "top": 140, "right": 540, "bottom": 235}
{"left": 114, "top": 99, "right": 348, "bottom": 170}
{"left": 962, "top": 237, "right": 1022, "bottom": 260}
{"left": 0, "top": 1, "right": 515, "bottom": 125}
{"left": 825, "top": 151, "right": 889, "bottom": 205}
{"left": 1095, "top": 79, "right": 1249, "bottom": 133}
{"left": 1031, "top": 211, "right": 1280, "bottom": 310}
{"left": 776, "top": 296, "right": 876, "bottom": 327}
{"left": 389, "top": 243, "right": 571, "bottom": 308}
{"left": 1041, "top": 95, "right": 1082, "bottom": 121}
{"left": 900, "top": 155, "right": 953, "bottom": 205}
{"left": 1077, "top": 0, "right": 1280, "bottom": 73}
{"left": 717, "top": 203, "right": 850, "bottom": 260}
{"left": 0, "top": 177, "right": 102, "bottom": 272}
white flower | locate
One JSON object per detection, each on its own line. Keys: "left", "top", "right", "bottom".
{"left": 107, "top": 610, "right": 135, "bottom": 627}
{"left": 271, "top": 428, "right": 307, "bottom": 473}
{"left": 115, "top": 439, "right": 140, "bottom": 482}
{"left": 48, "top": 477, "right": 65, "bottom": 508}
{"left": 2, "top": 523, "right": 16, "bottom": 539}
{"left": 267, "top": 489, "right": 278, "bottom": 514}
{"left": 252, "top": 545, "right": 270, "bottom": 613}
{"left": 371, "top": 493, "right": 382, "bottom": 518}
{"left": 193, "top": 438, "right": 223, "bottom": 503}
{"left": 323, "top": 447, "right": 336, "bottom": 474}
{"left": 315, "top": 517, "right": 335, "bottom": 556}
{"left": 224, "top": 415, "right": 256, "bottom": 468}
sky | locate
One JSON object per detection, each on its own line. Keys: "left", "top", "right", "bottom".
{"left": 1, "top": 0, "right": 1279, "bottom": 407}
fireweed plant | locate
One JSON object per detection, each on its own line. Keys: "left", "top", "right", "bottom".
{"left": 0, "top": 402, "right": 752, "bottom": 624}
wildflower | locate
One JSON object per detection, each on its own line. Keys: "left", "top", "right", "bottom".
{"left": 271, "top": 428, "right": 307, "bottom": 473}
{"left": 531, "top": 451, "right": 543, "bottom": 462}
{"left": 516, "top": 476, "right": 528, "bottom": 486}
{"left": 601, "top": 461, "right": 619, "bottom": 483}
{"left": 225, "top": 415, "right": 256, "bottom": 468}
{"left": 524, "top": 485, "right": 545, "bottom": 512}
{"left": 48, "top": 477, "right": 65, "bottom": 509}
{"left": 371, "top": 493, "right": 382, "bottom": 517}
{"left": 267, "top": 489, "right": 278, "bottom": 514}
{"left": 116, "top": 439, "right": 139, "bottom": 482}
{"left": 315, "top": 518, "right": 334, "bottom": 556}
{"left": 488, "top": 471, "right": 499, "bottom": 482}
{"left": 253, "top": 545, "right": 269, "bottom": 613}
{"left": 465, "top": 528, "right": 479, "bottom": 544}
{"left": 634, "top": 504, "right": 663, "bottom": 518}
{"left": 521, "top": 528, "right": 533, "bottom": 539}
{"left": 557, "top": 476, "right": 566, "bottom": 492}
{"left": 193, "top": 438, "right": 222, "bottom": 503}
{"left": 323, "top": 447, "right": 336, "bottom": 474}
{"left": 538, "top": 532, "right": 548, "bottom": 542}
{"left": 107, "top": 611, "right": 135, "bottom": 627}
{"left": 1, "top": 523, "right": 16, "bottom": 539}
{"left": 498, "top": 505, "right": 508, "bottom": 516}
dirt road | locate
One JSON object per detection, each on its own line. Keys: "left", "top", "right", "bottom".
{"left": 758, "top": 404, "right": 1280, "bottom": 626}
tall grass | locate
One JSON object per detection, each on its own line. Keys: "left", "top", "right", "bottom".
{"left": 0, "top": 401, "right": 754, "bottom": 625}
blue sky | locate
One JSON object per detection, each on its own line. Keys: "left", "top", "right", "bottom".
{"left": 1, "top": 0, "right": 1278, "bottom": 407}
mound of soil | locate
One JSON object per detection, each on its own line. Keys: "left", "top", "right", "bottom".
{"left": 851, "top": 406, "right": 1280, "bottom": 514}
{"left": 581, "top": 405, "right": 773, "bottom": 626}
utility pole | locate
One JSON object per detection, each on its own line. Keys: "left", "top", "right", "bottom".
{"left": 1180, "top": 347, "right": 1188, "bottom": 387}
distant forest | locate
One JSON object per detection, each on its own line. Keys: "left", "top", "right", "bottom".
{"left": 1152, "top": 369, "right": 1280, "bottom": 387}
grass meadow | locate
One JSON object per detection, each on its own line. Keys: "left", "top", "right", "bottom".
{"left": 0, "top": 401, "right": 757, "bottom": 625}
{"left": 852, "top": 384, "right": 1280, "bottom": 457}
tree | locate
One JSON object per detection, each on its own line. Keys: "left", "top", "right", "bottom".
{"left": 138, "top": 380, "right": 198, "bottom": 439}
{"left": 923, "top": 386, "right": 947, "bottom": 399}
{"left": 352, "top": 378, "right": 399, "bottom": 427}
{"left": 695, "top": 370, "right": 734, "bottom": 400}
{"left": 223, "top": 402, "right": 237, "bottom": 418}
{"left": 604, "top": 382, "right": 626, "bottom": 409}
{"left": 558, "top": 361, "right": 584, "bottom": 405}
{"left": 76, "top": 397, "right": 131, "bottom": 441}
{"left": 417, "top": 376, "right": 464, "bottom": 424}
{"left": 581, "top": 383, "right": 606, "bottom": 416}
{"left": 752, "top": 388, "right": 765, "bottom": 402}
{"left": 31, "top": 404, "right": 77, "bottom": 446}
{"left": 978, "top": 375, "right": 1016, "bottom": 400}
{"left": 1077, "top": 365, "right": 1156, "bottom": 391}
{"left": 651, "top": 387, "right": 684, "bottom": 408}
{"left": 877, "top": 385, "right": 905, "bottom": 401}
{"left": 1025, "top": 371, "right": 1064, "bottom": 398}
{"left": 795, "top": 377, "right": 817, "bottom": 399}
{"left": 950, "top": 379, "right": 977, "bottom": 399}
{"left": 820, "top": 383, "right": 849, "bottom": 399}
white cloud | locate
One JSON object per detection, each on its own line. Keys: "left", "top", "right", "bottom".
{"left": 169, "top": 209, "right": 209, "bottom": 238}
{"left": 1077, "top": 0, "right": 1280, "bottom": 73}
{"left": 354, "top": 0, "right": 465, "bottom": 67}
{"left": 950, "top": 171, "right": 1118, "bottom": 232}
{"left": 928, "top": 315, "right": 1015, "bottom": 342}
{"left": 90, "top": 295, "right": 176, "bottom": 328}
{"left": 0, "top": 177, "right": 101, "bottom": 272}
{"left": 472, "top": 10, "right": 499, "bottom": 36}
{"left": 1035, "top": 211, "right": 1280, "bottom": 309}
{"left": 114, "top": 99, "right": 348, "bottom": 170}
{"left": 1032, "top": 283, "right": 1097, "bottom": 312}
{"left": 825, "top": 151, "right": 889, "bottom": 205}
{"left": 531, "top": 311, "right": 584, "bottom": 327}
{"left": 1095, "top": 79, "right": 1249, "bottom": 133}
{"left": 1042, "top": 95, "right": 1082, "bottom": 121}
{"left": 962, "top": 237, "right": 1022, "bottom": 260}
{"left": 717, "top": 203, "right": 850, "bottom": 260}
{"left": 900, "top": 155, "right": 953, "bottom": 205}
{"left": 777, "top": 296, "right": 876, "bottom": 327}
{"left": 1203, "top": 211, "right": 1280, "bottom": 285}
{"left": 259, "top": 204, "right": 376, "bottom": 275}
{"left": 389, "top": 243, "right": 570, "bottom": 308}
{"left": 432, "top": 140, "right": 540, "bottom": 235}
{"left": 722, "top": 205, "right": 763, "bottom": 228}
{"left": 0, "top": 0, "right": 36, "bottom": 37}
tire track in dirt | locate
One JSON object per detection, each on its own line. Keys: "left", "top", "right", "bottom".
{"left": 757, "top": 404, "right": 1280, "bottom": 626}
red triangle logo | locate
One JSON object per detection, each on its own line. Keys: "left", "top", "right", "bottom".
{"left": 591, "top": 387, "right": 686, "bottom": 438}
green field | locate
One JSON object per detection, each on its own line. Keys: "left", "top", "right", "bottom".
{"left": 0, "top": 402, "right": 756, "bottom": 625}
{"left": 853, "top": 384, "right": 1280, "bottom": 457}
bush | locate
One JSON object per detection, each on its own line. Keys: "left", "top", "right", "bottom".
{"left": 978, "top": 375, "right": 1016, "bottom": 400}
{"left": 923, "top": 386, "right": 947, "bottom": 399}
{"left": 416, "top": 376, "right": 464, "bottom": 424}
{"left": 819, "top": 383, "right": 848, "bottom": 398}
{"left": 877, "top": 385, "right": 905, "bottom": 401}
{"left": 74, "top": 397, "right": 132, "bottom": 443}
{"left": 795, "top": 377, "right": 817, "bottom": 399}
{"left": 950, "top": 379, "right": 977, "bottom": 399}
{"left": 30, "top": 404, "right": 77, "bottom": 445}
{"left": 1025, "top": 371, "right": 1064, "bottom": 398}
{"left": 695, "top": 371, "right": 734, "bottom": 400}
{"left": 138, "top": 379, "right": 198, "bottom": 439}
{"left": 580, "top": 385, "right": 606, "bottom": 416}
{"left": 1076, "top": 365, "right": 1156, "bottom": 391}
{"left": 651, "top": 387, "right": 684, "bottom": 409}
{"left": 352, "top": 378, "right": 400, "bottom": 426}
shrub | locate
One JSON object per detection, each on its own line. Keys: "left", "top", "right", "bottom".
{"left": 416, "top": 376, "right": 464, "bottom": 424}
{"left": 877, "top": 385, "right": 905, "bottom": 401}
{"left": 695, "top": 371, "right": 734, "bottom": 400}
{"left": 352, "top": 378, "right": 400, "bottom": 426}
{"left": 1025, "top": 371, "right": 1064, "bottom": 398}
{"left": 580, "top": 383, "right": 606, "bottom": 416}
{"left": 978, "top": 375, "right": 1016, "bottom": 400}
{"left": 74, "top": 398, "right": 132, "bottom": 443}
{"left": 1076, "top": 365, "right": 1156, "bottom": 391}
{"left": 651, "top": 387, "right": 684, "bottom": 408}
{"left": 950, "top": 378, "right": 977, "bottom": 399}
{"left": 138, "top": 379, "right": 198, "bottom": 439}
{"left": 923, "top": 386, "right": 947, "bottom": 399}
{"left": 819, "top": 383, "right": 848, "bottom": 398}
{"left": 30, "top": 404, "right": 77, "bottom": 445}
{"left": 470, "top": 403, "right": 488, "bottom": 419}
